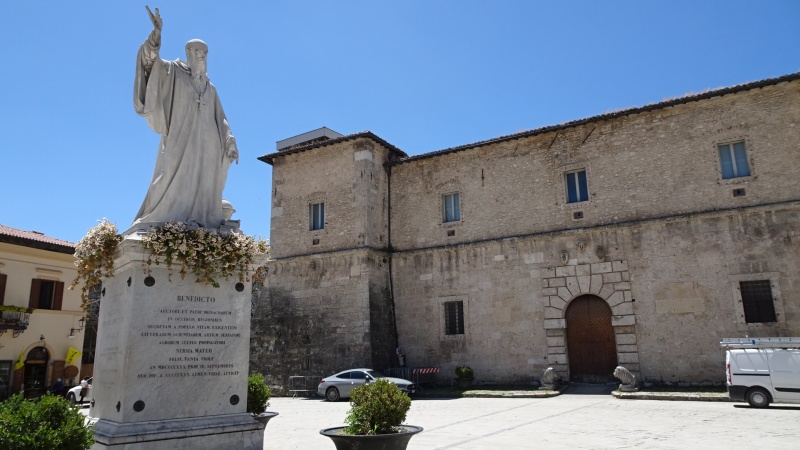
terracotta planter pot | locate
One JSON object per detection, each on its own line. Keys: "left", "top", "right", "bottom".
{"left": 252, "top": 411, "right": 279, "bottom": 429}
{"left": 320, "top": 425, "right": 423, "bottom": 450}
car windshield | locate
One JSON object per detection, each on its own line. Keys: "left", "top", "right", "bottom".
{"left": 366, "top": 370, "right": 385, "bottom": 379}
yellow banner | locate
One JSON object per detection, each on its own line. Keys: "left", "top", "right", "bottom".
{"left": 13, "top": 351, "right": 24, "bottom": 371}
{"left": 65, "top": 346, "right": 82, "bottom": 365}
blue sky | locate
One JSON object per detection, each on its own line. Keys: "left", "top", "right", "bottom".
{"left": 2, "top": 1, "right": 798, "bottom": 244}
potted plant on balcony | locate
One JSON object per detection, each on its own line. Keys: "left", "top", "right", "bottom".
{"left": 247, "top": 373, "right": 278, "bottom": 428}
{"left": 320, "top": 378, "right": 422, "bottom": 450}
{"left": 455, "top": 365, "right": 474, "bottom": 389}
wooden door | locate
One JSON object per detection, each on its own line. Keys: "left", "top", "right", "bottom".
{"left": 565, "top": 295, "right": 617, "bottom": 383}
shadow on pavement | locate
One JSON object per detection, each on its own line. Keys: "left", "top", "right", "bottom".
{"left": 733, "top": 405, "right": 800, "bottom": 411}
{"left": 562, "top": 385, "right": 615, "bottom": 395}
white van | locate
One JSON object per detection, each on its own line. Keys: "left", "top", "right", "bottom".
{"left": 722, "top": 337, "right": 800, "bottom": 408}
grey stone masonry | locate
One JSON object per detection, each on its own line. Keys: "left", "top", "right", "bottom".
{"left": 258, "top": 74, "right": 800, "bottom": 386}
{"left": 542, "top": 260, "right": 639, "bottom": 379}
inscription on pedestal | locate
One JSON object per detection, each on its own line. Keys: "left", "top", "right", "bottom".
{"left": 136, "top": 295, "right": 242, "bottom": 380}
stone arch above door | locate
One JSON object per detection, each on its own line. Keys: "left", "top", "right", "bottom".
{"left": 540, "top": 261, "right": 639, "bottom": 380}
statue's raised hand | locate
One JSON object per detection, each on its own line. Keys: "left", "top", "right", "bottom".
{"left": 146, "top": 6, "right": 162, "bottom": 31}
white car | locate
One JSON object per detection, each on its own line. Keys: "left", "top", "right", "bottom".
{"left": 67, "top": 377, "right": 92, "bottom": 405}
{"left": 318, "top": 369, "right": 415, "bottom": 401}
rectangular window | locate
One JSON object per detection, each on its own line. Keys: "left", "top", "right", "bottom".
{"left": 443, "top": 193, "right": 460, "bottom": 223}
{"left": 740, "top": 280, "right": 777, "bottom": 323}
{"left": 444, "top": 301, "right": 464, "bottom": 335}
{"left": 28, "top": 279, "right": 64, "bottom": 310}
{"left": 566, "top": 170, "right": 588, "bottom": 203}
{"left": 310, "top": 202, "right": 325, "bottom": 231}
{"left": 718, "top": 141, "right": 750, "bottom": 179}
{"left": 38, "top": 282, "right": 54, "bottom": 309}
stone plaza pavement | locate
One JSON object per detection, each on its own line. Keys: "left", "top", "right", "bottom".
{"left": 261, "top": 391, "right": 800, "bottom": 449}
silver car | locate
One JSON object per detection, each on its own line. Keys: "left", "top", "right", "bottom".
{"left": 317, "top": 368, "right": 416, "bottom": 401}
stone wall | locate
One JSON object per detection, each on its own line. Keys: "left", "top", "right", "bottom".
{"left": 250, "top": 249, "right": 396, "bottom": 389}
{"left": 269, "top": 138, "right": 391, "bottom": 259}
{"left": 257, "top": 76, "right": 800, "bottom": 386}
{"left": 392, "top": 203, "right": 799, "bottom": 383}
{"left": 389, "top": 80, "right": 800, "bottom": 252}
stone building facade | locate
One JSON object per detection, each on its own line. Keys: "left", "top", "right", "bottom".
{"left": 254, "top": 73, "right": 800, "bottom": 387}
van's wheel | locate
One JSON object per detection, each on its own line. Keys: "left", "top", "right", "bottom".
{"left": 326, "top": 387, "right": 340, "bottom": 402}
{"left": 746, "top": 387, "right": 770, "bottom": 408}
{"left": 67, "top": 392, "right": 76, "bottom": 405}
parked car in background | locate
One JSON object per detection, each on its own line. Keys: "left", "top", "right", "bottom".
{"left": 318, "top": 369, "right": 415, "bottom": 401}
{"left": 67, "top": 377, "right": 92, "bottom": 405}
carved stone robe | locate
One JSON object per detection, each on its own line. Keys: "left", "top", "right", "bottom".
{"left": 131, "top": 38, "right": 235, "bottom": 230}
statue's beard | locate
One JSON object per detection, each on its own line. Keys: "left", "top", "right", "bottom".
{"left": 189, "top": 60, "right": 208, "bottom": 83}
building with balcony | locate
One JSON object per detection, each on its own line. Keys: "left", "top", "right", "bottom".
{"left": 0, "top": 225, "right": 87, "bottom": 399}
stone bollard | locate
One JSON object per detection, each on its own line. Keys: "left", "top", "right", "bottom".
{"left": 613, "top": 366, "right": 639, "bottom": 392}
{"left": 540, "top": 367, "right": 559, "bottom": 390}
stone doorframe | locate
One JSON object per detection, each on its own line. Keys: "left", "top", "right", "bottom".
{"left": 541, "top": 260, "right": 640, "bottom": 380}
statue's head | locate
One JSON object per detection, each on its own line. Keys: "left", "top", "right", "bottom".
{"left": 185, "top": 39, "right": 208, "bottom": 75}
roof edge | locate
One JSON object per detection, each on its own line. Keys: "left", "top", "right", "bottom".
{"left": 258, "top": 131, "right": 408, "bottom": 165}
{"left": 0, "top": 235, "right": 75, "bottom": 255}
{"left": 389, "top": 71, "right": 800, "bottom": 166}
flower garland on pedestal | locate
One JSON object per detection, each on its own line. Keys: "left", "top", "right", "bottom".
{"left": 71, "top": 220, "right": 268, "bottom": 313}
{"left": 70, "top": 219, "right": 122, "bottom": 312}
{"left": 140, "top": 221, "right": 267, "bottom": 287}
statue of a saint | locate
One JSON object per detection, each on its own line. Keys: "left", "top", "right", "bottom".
{"left": 130, "top": 7, "right": 239, "bottom": 231}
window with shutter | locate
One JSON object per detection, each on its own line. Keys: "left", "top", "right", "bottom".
{"left": 29, "top": 279, "right": 41, "bottom": 309}
{"left": 0, "top": 273, "right": 7, "bottom": 306}
{"left": 28, "top": 279, "right": 64, "bottom": 310}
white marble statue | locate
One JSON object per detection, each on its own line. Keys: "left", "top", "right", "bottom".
{"left": 130, "top": 6, "right": 239, "bottom": 231}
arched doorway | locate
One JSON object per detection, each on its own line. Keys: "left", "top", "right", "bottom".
{"left": 23, "top": 346, "right": 49, "bottom": 398}
{"left": 565, "top": 295, "right": 617, "bottom": 383}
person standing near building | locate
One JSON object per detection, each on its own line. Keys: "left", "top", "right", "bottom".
{"left": 79, "top": 377, "right": 89, "bottom": 404}
{"left": 50, "top": 378, "right": 64, "bottom": 396}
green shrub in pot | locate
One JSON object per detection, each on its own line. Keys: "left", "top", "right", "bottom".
{"left": 342, "top": 378, "right": 412, "bottom": 435}
{"left": 247, "top": 373, "right": 271, "bottom": 415}
{"left": 455, "top": 366, "right": 473, "bottom": 380}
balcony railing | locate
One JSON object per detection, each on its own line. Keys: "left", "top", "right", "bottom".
{"left": 0, "top": 308, "right": 32, "bottom": 338}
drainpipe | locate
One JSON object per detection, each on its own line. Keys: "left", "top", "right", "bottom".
{"left": 385, "top": 161, "right": 399, "bottom": 351}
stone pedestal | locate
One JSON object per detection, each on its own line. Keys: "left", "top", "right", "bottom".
{"left": 89, "top": 237, "right": 263, "bottom": 449}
